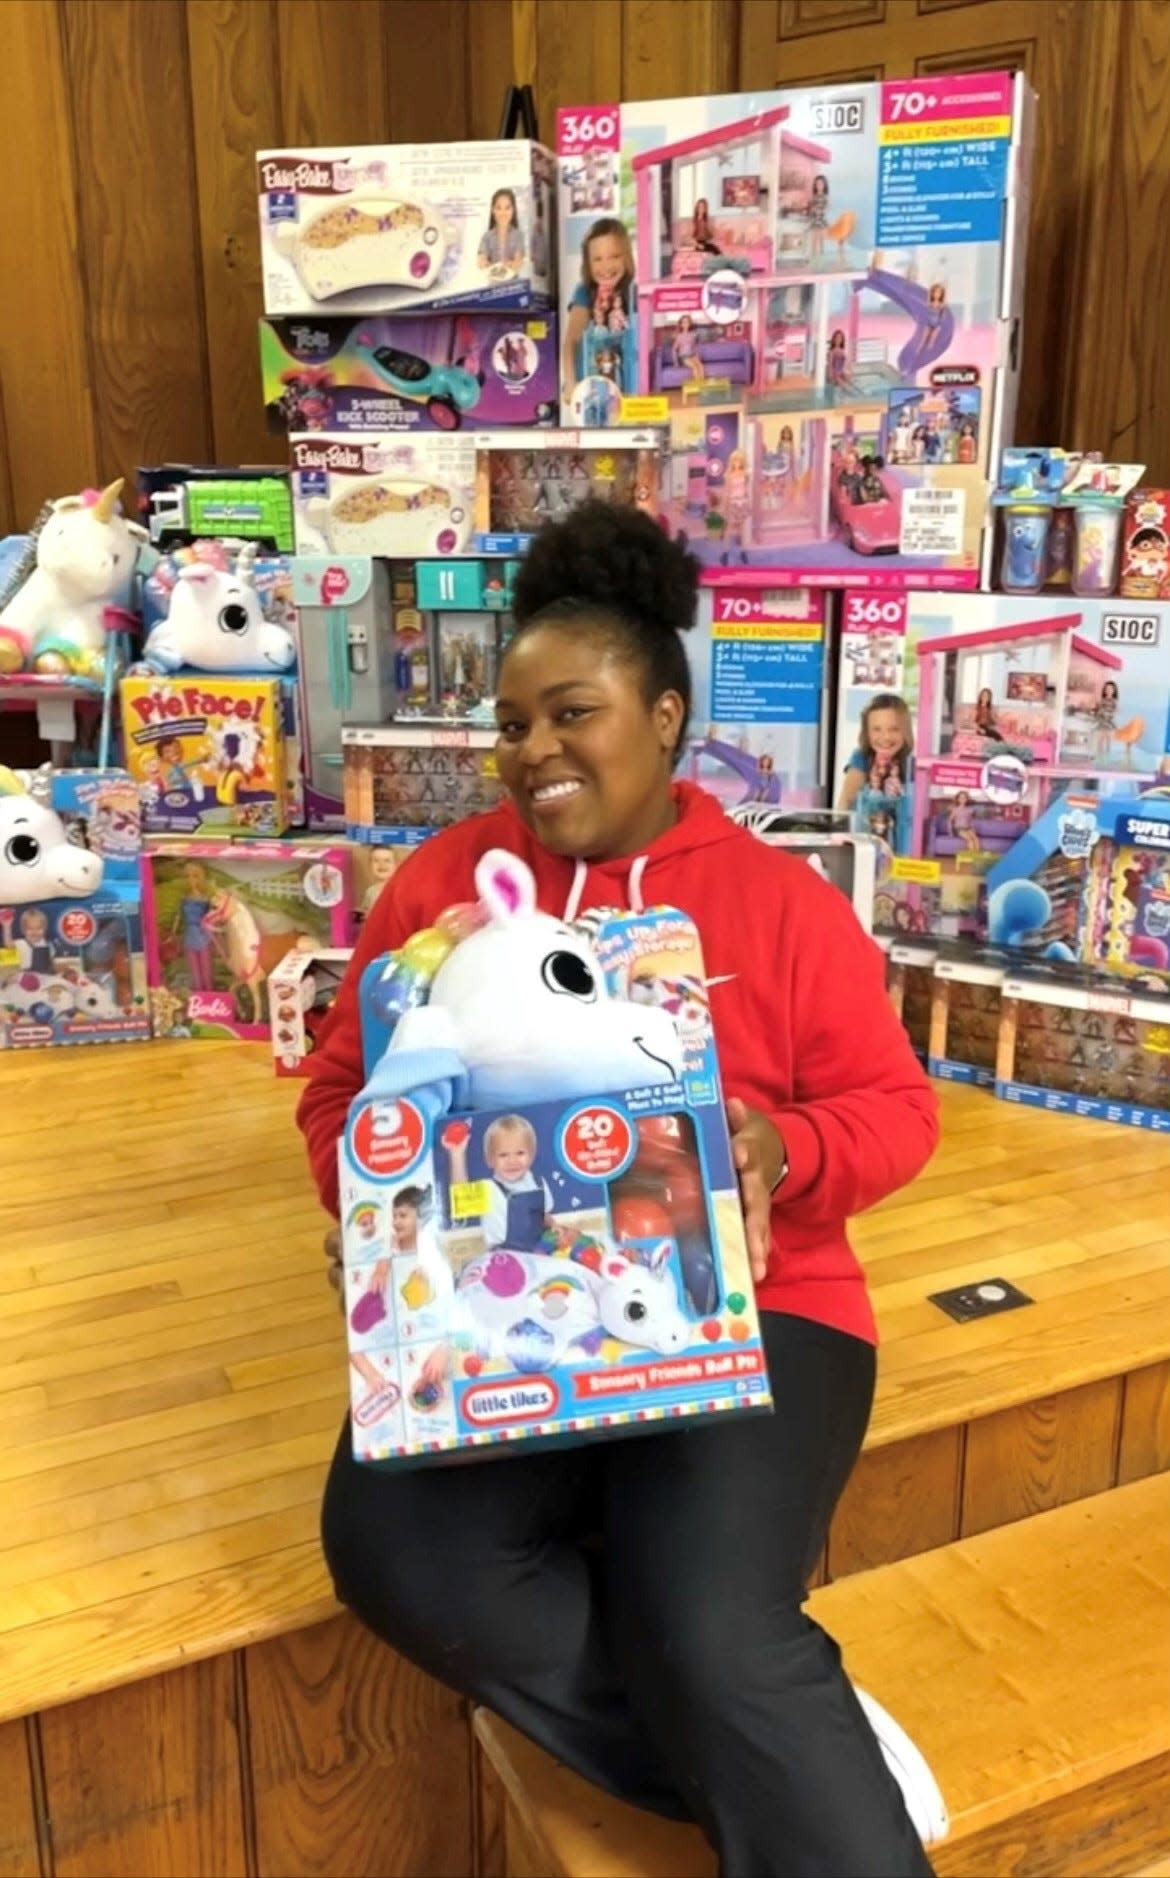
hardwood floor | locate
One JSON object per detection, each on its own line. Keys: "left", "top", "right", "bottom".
{"left": 1, "top": 1039, "right": 1167, "bottom": 1722}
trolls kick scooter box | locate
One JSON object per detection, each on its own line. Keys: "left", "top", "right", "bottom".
{"left": 338, "top": 848, "right": 771, "bottom": 1465}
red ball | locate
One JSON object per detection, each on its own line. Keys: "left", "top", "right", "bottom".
{"left": 657, "top": 1166, "right": 706, "bottom": 1235}
{"left": 701, "top": 1319, "right": 722, "bottom": 1342}
{"left": 463, "top": 1353, "right": 484, "bottom": 1377}
{"left": 612, "top": 1195, "right": 674, "bottom": 1243}
{"left": 442, "top": 1120, "right": 471, "bottom": 1149}
{"left": 633, "top": 1115, "right": 688, "bottom": 1171}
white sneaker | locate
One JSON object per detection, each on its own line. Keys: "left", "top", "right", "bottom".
{"left": 855, "top": 1688, "right": 950, "bottom": 1846}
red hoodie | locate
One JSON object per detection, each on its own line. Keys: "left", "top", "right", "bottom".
{"left": 298, "top": 783, "right": 938, "bottom": 1343}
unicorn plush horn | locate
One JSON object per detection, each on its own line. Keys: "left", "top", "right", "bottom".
{"left": 92, "top": 479, "right": 124, "bottom": 524}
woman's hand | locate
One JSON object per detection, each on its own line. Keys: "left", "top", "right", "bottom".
{"left": 725, "top": 1098, "right": 786, "bottom": 1285}
{"left": 324, "top": 1227, "right": 343, "bottom": 1308}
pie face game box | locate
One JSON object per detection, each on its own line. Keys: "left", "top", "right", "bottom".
{"left": 338, "top": 849, "right": 771, "bottom": 1465}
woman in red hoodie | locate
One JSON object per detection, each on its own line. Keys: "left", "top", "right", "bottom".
{"left": 299, "top": 504, "right": 939, "bottom": 1878}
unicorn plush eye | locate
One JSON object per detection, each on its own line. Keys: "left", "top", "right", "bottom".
{"left": 218, "top": 603, "right": 250, "bottom": 635}
{"left": 5, "top": 833, "right": 39, "bottom": 867}
{"left": 624, "top": 1299, "right": 648, "bottom": 1324}
{"left": 540, "top": 950, "right": 597, "bottom": 1001}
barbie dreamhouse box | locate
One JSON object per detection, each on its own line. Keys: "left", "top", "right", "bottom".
{"left": 556, "top": 74, "right": 1035, "bottom": 589}
{"left": 338, "top": 850, "right": 771, "bottom": 1466}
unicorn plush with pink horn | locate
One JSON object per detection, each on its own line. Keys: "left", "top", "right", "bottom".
{"left": 0, "top": 479, "right": 147, "bottom": 678}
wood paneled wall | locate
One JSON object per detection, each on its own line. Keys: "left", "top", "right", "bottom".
{"left": 0, "top": 0, "right": 1166, "bottom": 527}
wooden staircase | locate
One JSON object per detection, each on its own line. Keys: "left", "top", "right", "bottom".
{"left": 474, "top": 1475, "right": 1170, "bottom": 1878}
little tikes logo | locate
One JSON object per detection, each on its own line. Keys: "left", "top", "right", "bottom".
{"left": 130, "top": 686, "right": 265, "bottom": 728}
{"left": 258, "top": 157, "right": 339, "bottom": 193}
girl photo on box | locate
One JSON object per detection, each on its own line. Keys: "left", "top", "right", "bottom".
{"left": 299, "top": 503, "right": 942, "bottom": 1877}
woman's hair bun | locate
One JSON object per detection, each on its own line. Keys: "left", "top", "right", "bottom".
{"left": 512, "top": 500, "right": 699, "bottom": 637}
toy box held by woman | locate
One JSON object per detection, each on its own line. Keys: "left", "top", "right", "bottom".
{"left": 339, "top": 849, "right": 771, "bottom": 1466}
{"left": 262, "top": 314, "right": 557, "bottom": 434}
{"left": 0, "top": 767, "right": 150, "bottom": 1050}
{"left": 257, "top": 141, "right": 554, "bottom": 318}
{"left": 556, "top": 74, "right": 1034, "bottom": 589}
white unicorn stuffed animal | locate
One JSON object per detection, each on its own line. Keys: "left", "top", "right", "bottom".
{"left": 0, "top": 480, "right": 147, "bottom": 678}
{"left": 142, "top": 547, "right": 296, "bottom": 675}
{"left": 368, "top": 848, "right": 683, "bottom": 1109}
{"left": 0, "top": 768, "right": 103, "bottom": 903}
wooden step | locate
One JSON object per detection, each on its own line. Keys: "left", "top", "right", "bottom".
{"left": 474, "top": 1475, "right": 1170, "bottom": 1878}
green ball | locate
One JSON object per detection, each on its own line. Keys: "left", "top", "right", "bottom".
{"left": 727, "top": 1291, "right": 747, "bottom": 1315}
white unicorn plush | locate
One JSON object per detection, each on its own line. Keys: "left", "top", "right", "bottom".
{"left": 368, "top": 848, "right": 682, "bottom": 1110}
{"left": 142, "top": 548, "right": 296, "bottom": 675}
{"left": 0, "top": 768, "right": 103, "bottom": 903}
{"left": 0, "top": 480, "right": 147, "bottom": 678}
{"left": 454, "top": 1241, "right": 690, "bottom": 1369}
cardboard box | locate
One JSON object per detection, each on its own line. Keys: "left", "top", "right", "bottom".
{"left": 143, "top": 840, "right": 354, "bottom": 1041}
{"left": 556, "top": 73, "right": 1035, "bottom": 589}
{"left": 289, "top": 432, "right": 477, "bottom": 558}
{"left": 262, "top": 313, "right": 557, "bottom": 433}
{"left": 269, "top": 945, "right": 354, "bottom": 1074}
{"left": 339, "top": 886, "right": 771, "bottom": 1466}
{"left": 0, "top": 769, "right": 150, "bottom": 1050}
{"left": 996, "top": 967, "right": 1170, "bottom": 1131}
{"left": 257, "top": 141, "right": 555, "bottom": 317}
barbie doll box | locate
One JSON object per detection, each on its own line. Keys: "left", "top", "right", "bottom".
{"left": 833, "top": 591, "right": 1170, "bottom": 944}
{"left": 120, "top": 674, "right": 292, "bottom": 837}
{"left": 556, "top": 74, "right": 1036, "bottom": 588}
{"left": 142, "top": 840, "right": 354, "bottom": 1043}
{"left": 0, "top": 768, "right": 150, "bottom": 1051}
{"left": 257, "top": 141, "right": 555, "bottom": 318}
{"left": 262, "top": 313, "right": 557, "bottom": 434}
{"left": 338, "top": 860, "right": 772, "bottom": 1467}
{"left": 289, "top": 432, "right": 477, "bottom": 560}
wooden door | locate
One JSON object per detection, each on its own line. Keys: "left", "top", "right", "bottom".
{"left": 738, "top": 0, "right": 1170, "bottom": 478}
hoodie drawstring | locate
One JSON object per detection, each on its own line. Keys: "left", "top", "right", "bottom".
{"left": 563, "top": 859, "right": 587, "bottom": 924}
{"left": 561, "top": 853, "right": 648, "bottom": 922}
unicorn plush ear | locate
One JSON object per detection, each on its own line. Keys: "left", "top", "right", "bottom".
{"left": 475, "top": 849, "right": 537, "bottom": 925}
{"left": 0, "top": 766, "right": 26, "bottom": 798}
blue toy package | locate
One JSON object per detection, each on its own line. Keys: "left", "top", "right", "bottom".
{"left": 339, "top": 849, "right": 771, "bottom": 1466}
{"left": 0, "top": 767, "right": 150, "bottom": 1050}
{"left": 996, "top": 964, "right": 1170, "bottom": 1133}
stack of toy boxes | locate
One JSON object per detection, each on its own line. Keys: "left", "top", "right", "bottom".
{"left": 557, "top": 73, "right": 1035, "bottom": 590}
{"left": 142, "top": 841, "right": 355, "bottom": 1042}
{"left": 122, "top": 539, "right": 304, "bottom": 837}
{"left": 0, "top": 769, "right": 151, "bottom": 1051}
{"left": 886, "top": 939, "right": 937, "bottom": 1060}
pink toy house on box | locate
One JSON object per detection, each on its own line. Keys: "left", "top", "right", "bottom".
{"left": 834, "top": 591, "right": 1170, "bottom": 945}
{"left": 557, "top": 76, "right": 1035, "bottom": 589}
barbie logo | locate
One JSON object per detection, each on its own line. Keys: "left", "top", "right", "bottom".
{"left": 188, "top": 992, "right": 236, "bottom": 1022}
{"left": 292, "top": 440, "right": 364, "bottom": 472}
{"left": 259, "top": 158, "right": 336, "bottom": 192}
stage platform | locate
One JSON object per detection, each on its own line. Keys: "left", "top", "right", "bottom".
{"left": 1, "top": 1040, "right": 1167, "bottom": 1875}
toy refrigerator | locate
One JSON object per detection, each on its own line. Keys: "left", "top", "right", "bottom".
{"left": 294, "top": 557, "right": 394, "bottom": 827}
{"left": 556, "top": 75, "right": 1035, "bottom": 590}
{"left": 682, "top": 586, "right": 830, "bottom": 812}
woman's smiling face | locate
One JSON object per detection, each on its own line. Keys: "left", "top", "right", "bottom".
{"left": 494, "top": 623, "right": 682, "bottom": 862}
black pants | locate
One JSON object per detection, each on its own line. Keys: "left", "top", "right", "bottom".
{"left": 322, "top": 1312, "right": 935, "bottom": 1878}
